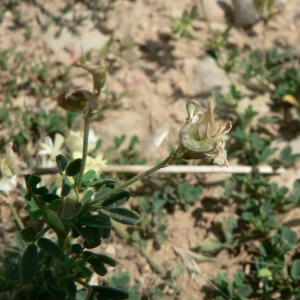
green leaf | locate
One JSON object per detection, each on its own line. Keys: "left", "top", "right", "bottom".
{"left": 93, "top": 286, "right": 129, "bottom": 299}
{"left": 78, "top": 214, "right": 111, "bottom": 229}
{"left": 21, "top": 244, "right": 38, "bottom": 284}
{"left": 206, "top": 49, "right": 219, "bottom": 62}
{"left": 83, "top": 251, "right": 117, "bottom": 268}
{"left": 90, "top": 178, "right": 117, "bottom": 190}
{"left": 96, "top": 253, "right": 117, "bottom": 267}
{"left": 291, "top": 259, "right": 300, "bottom": 280}
{"left": 109, "top": 271, "right": 131, "bottom": 289}
{"left": 83, "top": 189, "right": 94, "bottom": 202}
{"left": 100, "top": 208, "right": 140, "bottom": 225}
{"left": 47, "top": 199, "right": 64, "bottom": 210}
{"left": 171, "top": 264, "right": 185, "bottom": 278}
{"left": 40, "top": 193, "right": 60, "bottom": 203}
{"left": 280, "top": 145, "right": 292, "bottom": 161}
{"left": 46, "top": 209, "right": 65, "bottom": 232}
{"left": 201, "top": 237, "right": 223, "bottom": 252}
{"left": 92, "top": 260, "right": 108, "bottom": 276}
{"left": 64, "top": 259, "right": 74, "bottom": 268}
{"left": 61, "top": 176, "right": 72, "bottom": 197}
{"left": 234, "top": 271, "right": 245, "bottom": 286}
{"left": 26, "top": 174, "right": 41, "bottom": 189}
{"left": 72, "top": 224, "right": 94, "bottom": 244}
{"left": 235, "top": 284, "right": 253, "bottom": 297}
{"left": 46, "top": 276, "right": 67, "bottom": 299}
{"left": 94, "top": 185, "right": 113, "bottom": 203}
{"left": 31, "top": 209, "right": 45, "bottom": 221}
{"left": 101, "top": 190, "right": 131, "bottom": 209}
{"left": 83, "top": 170, "right": 97, "bottom": 183}
{"left": 64, "top": 278, "right": 77, "bottom": 298}
{"left": 71, "top": 244, "right": 83, "bottom": 254}
{"left": 65, "top": 158, "right": 82, "bottom": 176}
{"left": 38, "top": 238, "right": 67, "bottom": 262}
{"left": 258, "top": 268, "right": 272, "bottom": 278}
{"left": 33, "top": 186, "right": 49, "bottom": 195}
{"left": 222, "top": 216, "right": 238, "bottom": 244}
{"left": 83, "top": 253, "right": 108, "bottom": 276}
{"left": 114, "top": 135, "right": 126, "bottom": 148}
{"left": 281, "top": 227, "right": 297, "bottom": 252}
{"left": 20, "top": 226, "right": 38, "bottom": 242}
{"left": 56, "top": 154, "right": 68, "bottom": 173}
{"left": 83, "top": 235, "right": 101, "bottom": 249}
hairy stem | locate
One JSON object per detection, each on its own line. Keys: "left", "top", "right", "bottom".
{"left": 77, "top": 110, "right": 93, "bottom": 190}
{"left": 91, "top": 150, "right": 178, "bottom": 207}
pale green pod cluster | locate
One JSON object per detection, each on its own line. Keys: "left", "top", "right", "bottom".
{"left": 177, "top": 100, "right": 232, "bottom": 166}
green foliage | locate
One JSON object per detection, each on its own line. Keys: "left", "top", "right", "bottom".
{"left": 214, "top": 271, "right": 253, "bottom": 299}
{"left": 110, "top": 135, "right": 147, "bottom": 166}
{"left": 108, "top": 271, "right": 141, "bottom": 300}
{"left": 171, "top": 6, "right": 199, "bottom": 38}
{"left": 0, "top": 149, "right": 139, "bottom": 299}
{"left": 2, "top": 3, "right": 300, "bottom": 299}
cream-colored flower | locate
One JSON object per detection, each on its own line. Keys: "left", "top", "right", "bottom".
{"left": 65, "top": 129, "right": 97, "bottom": 154}
{"left": 0, "top": 142, "right": 18, "bottom": 196}
{"left": 177, "top": 100, "right": 232, "bottom": 167}
{"left": 73, "top": 151, "right": 107, "bottom": 174}
{"left": 38, "top": 133, "right": 65, "bottom": 167}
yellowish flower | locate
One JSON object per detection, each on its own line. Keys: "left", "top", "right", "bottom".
{"left": 38, "top": 133, "right": 65, "bottom": 167}
{"left": 0, "top": 142, "right": 18, "bottom": 196}
{"left": 73, "top": 151, "right": 107, "bottom": 174}
{"left": 65, "top": 130, "right": 97, "bottom": 154}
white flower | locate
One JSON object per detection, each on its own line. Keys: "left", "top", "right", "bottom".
{"left": 73, "top": 151, "right": 107, "bottom": 174}
{"left": 0, "top": 142, "right": 18, "bottom": 196}
{"left": 38, "top": 133, "right": 65, "bottom": 167}
{"left": 65, "top": 129, "right": 97, "bottom": 154}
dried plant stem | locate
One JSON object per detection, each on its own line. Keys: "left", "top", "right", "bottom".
{"left": 101, "top": 165, "right": 286, "bottom": 174}
{"left": 30, "top": 165, "right": 287, "bottom": 176}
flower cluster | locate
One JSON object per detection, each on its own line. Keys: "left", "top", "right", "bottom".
{"left": 38, "top": 130, "right": 107, "bottom": 174}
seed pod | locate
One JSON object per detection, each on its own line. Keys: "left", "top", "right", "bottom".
{"left": 57, "top": 90, "right": 99, "bottom": 114}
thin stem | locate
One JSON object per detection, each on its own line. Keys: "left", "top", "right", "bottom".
{"left": 91, "top": 151, "right": 177, "bottom": 206}
{"left": 262, "top": 19, "right": 268, "bottom": 69}
{"left": 8, "top": 202, "right": 24, "bottom": 230}
{"left": 76, "top": 278, "right": 93, "bottom": 300}
{"left": 35, "top": 225, "right": 51, "bottom": 240}
{"left": 77, "top": 110, "right": 93, "bottom": 190}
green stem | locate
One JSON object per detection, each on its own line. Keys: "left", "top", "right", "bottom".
{"left": 8, "top": 202, "right": 24, "bottom": 230}
{"left": 76, "top": 278, "right": 93, "bottom": 300}
{"left": 91, "top": 151, "right": 177, "bottom": 207}
{"left": 35, "top": 225, "right": 51, "bottom": 241}
{"left": 77, "top": 110, "right": 93, "bottom": 190}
